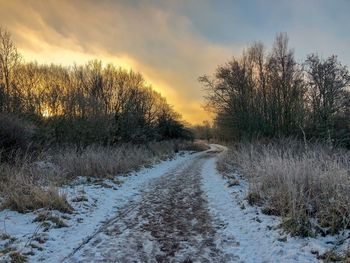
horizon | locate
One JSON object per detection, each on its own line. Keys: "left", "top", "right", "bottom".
{"left": 0, "top": 0, "right": 349, "bottom": 124}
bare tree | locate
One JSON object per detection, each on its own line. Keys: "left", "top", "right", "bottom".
{"left": 200, "top": 33, "right": 307, "bottom": 141}
{"left": 0, "top": 27, "right": 20, "bottom": 111}
{"left": 0, "top": 27, "right": 190, "bottom": 145}
{"left": 305, "top": 54, "right": 350, "bottom": 139}
{"left": 266, "top": 33, "right": 306, "bottom": 135}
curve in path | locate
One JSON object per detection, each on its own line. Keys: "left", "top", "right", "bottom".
{"left": 67, "top": 145, "right": 233, "bottom": 263}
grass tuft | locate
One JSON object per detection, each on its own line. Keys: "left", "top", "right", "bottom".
{"left": 9, "top": 251, "right": 27, "bottom": 263}
{"left": 0, "top": 167, "right": 72, "bottom": 213}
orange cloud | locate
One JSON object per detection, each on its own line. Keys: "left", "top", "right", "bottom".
{"left": 0, "top": 0, "right": 240, "bottom": 124}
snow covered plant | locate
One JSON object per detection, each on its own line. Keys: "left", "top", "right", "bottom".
{"left": 224, "top": 138, "right": 350, "bottom": 237}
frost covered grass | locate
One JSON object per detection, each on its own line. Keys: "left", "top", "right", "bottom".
{"left": 0, "top": 149, "right": 195, "bottom": 262}
{"left": 45, "top": 140, "right": 205, "bottom": 181}
{"left": 0, "top": 140, "right": 205, "bottom": 213}
{"left": 49, "top": 141, "right": 177, "bottom": 181}
{"left": 220, "top": 138, "right": 350, "bottom": 237}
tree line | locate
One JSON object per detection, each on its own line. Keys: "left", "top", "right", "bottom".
{"left": 0, "top": 27, "right": 191, "bottom": 150}
{"left": 200, "top": 33, "right": 350, "bottom": 147}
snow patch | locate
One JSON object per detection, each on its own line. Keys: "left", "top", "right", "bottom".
{"left": 0, "top": 152, "right": 195, "bottom": 262}
{"left": 201, "top": 151, "right": 348, "bottom": 262}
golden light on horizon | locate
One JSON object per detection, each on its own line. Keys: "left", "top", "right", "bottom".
{"left": 0, "top": 0, "right": 238, "bottom": 125}
{"left": 18, "top": 46, "right": 207, "bottom": 124}
{"left": 1, "top": 0, "right": 349, "bottom": 125}
{"left": 41, "top": 108, "right": 51, "bottom": 118}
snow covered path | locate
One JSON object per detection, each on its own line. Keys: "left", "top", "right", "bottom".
{"left": 1, "top": 145, "right": 334, "bottom": 262}
{"left": 63, "top": 145, "right": 327, "bottom": 263}
{"left": 62, "top": 144, "right": 332, "bottom": 263}
{"left": 67, "top": 146, "right": 233, "bottom": 262}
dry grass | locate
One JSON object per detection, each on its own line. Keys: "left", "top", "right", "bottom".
{"left": 33, "top": 211, "right": 69, "bottom": 228}
{"left": 178, "top": 140, "right": 210, "bottom": 152}
{"left": 317, "top": 249, "right": 350, "bottom": 262}
{"left": 9, "top": 251, "right": 27, "bottom": 263}
{"left": 221, "top": 138, "right": 350, "bottom": 236}
{"left": 50, "top": 145, "right": 156, "bottom": 180}
{"left": 0, "top": 140, "right": 203, "bottom": 213}
{"left": 0, "top": 166, "right": 72, "bottom": 213}
{"left": 46, "top": 140, "right": 198, "bottom": 181}
{"left": 0, "top": 157, "right": 72, "bottom": 213}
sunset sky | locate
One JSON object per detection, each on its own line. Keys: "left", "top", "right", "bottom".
{"left": 0, "top": 0, "right": 349, "bottom": 124}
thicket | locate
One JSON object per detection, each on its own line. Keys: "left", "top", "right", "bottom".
{"left": 0, "top": 27, "right": 192, "bottom": 160}
{"left": 200, "top": 33, "right": 350, "bottom": 147}
{"left": 0, "top": 27, "right": 196, "bottom": 214}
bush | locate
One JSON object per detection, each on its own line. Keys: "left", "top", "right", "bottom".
{"left": 0, "top": 113, "right": 36, "bottom": 162}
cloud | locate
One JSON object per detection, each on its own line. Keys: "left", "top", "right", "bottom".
{"left": 0, "top": 0, "right": 239, "bottom": 124}
{"left": 0, "top": 0, "right": 348, "bottom": 123}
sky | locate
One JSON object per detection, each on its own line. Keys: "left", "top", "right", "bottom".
{"left": 0, "top": 0, "right": 349, "bottom": 124}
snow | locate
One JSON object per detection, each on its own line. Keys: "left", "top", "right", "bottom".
{"left": 0, "top": 151, "right": 196, "bottom": 262}
{"left": 1, "top": 144, "right": 349, "bottom": 262}
{"left": 201, "top": 145, "right": 349, "bottom": 263}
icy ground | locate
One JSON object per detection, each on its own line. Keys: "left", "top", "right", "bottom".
{"left": 0, "top": 145, "right": 348, "bottom": 262}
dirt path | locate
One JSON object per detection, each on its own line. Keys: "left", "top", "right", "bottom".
{"left": 66, "top": 146, "right": 233, "bottom": 263}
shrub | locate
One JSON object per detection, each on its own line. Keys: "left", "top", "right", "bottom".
{"left": 0, "top": 113, "right": 36, "bottom": 162}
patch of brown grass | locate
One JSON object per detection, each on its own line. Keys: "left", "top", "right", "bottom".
{"left": 246, "top": 192, "right": 262, "bottom": 206}
{"left": 178, "top": 141, "right": 210, "bottom": 152}
{"left": 33, "top": 212, "right": 69, "bottom": 228}
{"left": 9, "top": 251, "right": 27, "bottom": 263}
{"left": 317, "top": 249, "right": 347, "bottom": 262}
{"left": 0, "top": 168, "right": 72, "bottom": 213}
